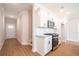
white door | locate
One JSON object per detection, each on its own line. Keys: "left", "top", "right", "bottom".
{"left": 61, "top": 24, "right": 65, "bottom": 40}
{"left": 5, "top": 19, "right": 16, "bottom": 39}
{"left": 77, "top": 23, "right": 79, "bottom": 41}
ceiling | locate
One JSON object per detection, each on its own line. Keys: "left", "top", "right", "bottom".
{"left": 0, "top": 3, "right": 79, "bottom": 20}
{"left": 41, "top": 3, "right": 79, "bottom": 20}
{"left": 42, "top": 3, "right": 79, "bottom": 13}
{"left": 0, "top": 3, "right": 32, "bottom": 19}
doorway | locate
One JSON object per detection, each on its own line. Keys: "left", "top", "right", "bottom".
{"left": 61, "top": 23, "right": 65, "bottom": 40}
{"left": 5, "top": 17, "right": 17, "bottom": 39}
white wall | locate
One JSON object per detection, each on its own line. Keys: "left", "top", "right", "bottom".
{"left": 32, "top": 4, "right": 38, "bottom": 52}
{"left": 77, "top": 22, "right": 79, "bottom": 41}
{"left": 17, "top": 10, "right": 32, "bottom": 45}
{"left": 17, "top": 13, "right": 22, "bottom": 43}
{"left": 5, "top": 17, "right": 16, "bottom": 39}
{"left": 0, "top": 7, "right": 5, "bottom": 50}
{"left": 21, "top": 11, "right": 29, "bottom": 44}
{"left": 28, "top": 10, "right": 32, "bottom": 43}
{"left": 64, "top": 18, "right": 79, "bottom": 42}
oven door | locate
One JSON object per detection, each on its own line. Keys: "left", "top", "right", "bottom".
{"left": 52, "top": 37, "right": 58, "bottom": 47}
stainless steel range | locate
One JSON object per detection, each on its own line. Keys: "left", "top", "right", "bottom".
{"left": 44, "top": 33, "right": 59, "bottom": 51}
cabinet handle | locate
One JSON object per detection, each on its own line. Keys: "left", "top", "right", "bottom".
{"left": 48, "top": 41, "right": 50, "bottom": 44}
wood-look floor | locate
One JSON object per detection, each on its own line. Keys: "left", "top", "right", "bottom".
{"left": 0, "top": 38, "right": 79, "bottom": 56}
{"left": 0, "top": 39, "right": 39, "bottom": 56}
{"left": 48, "top": 42, "right": 79, "bottom": 56}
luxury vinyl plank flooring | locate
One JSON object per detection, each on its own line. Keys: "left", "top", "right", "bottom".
{"left": 0, "top": 39, "right": 39, "bottom": 56}
{"left": 0, "top": 38, "right": 79, "bottom": 56}
{"left": 48, "top": 42, "right": 79, "bottom": 56}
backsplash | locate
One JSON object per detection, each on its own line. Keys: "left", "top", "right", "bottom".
{"left": 35, "top": 27, "right": 54, "bottom": 36}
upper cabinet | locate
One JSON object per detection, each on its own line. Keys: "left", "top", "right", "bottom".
{"left": 35, "top": 4, "right": 55, "bottom": 28}
{"left": 39, "top": 7, "right": 49, "bottom": 27}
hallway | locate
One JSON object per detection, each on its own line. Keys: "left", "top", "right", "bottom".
{"left": 0, "top": 38, "right": 39, "bottom": 56}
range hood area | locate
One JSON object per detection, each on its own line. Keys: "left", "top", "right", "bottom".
{"left": 44, "top": 33, "right": 59, "bottom": 51}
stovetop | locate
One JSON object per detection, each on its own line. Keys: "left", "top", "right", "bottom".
{"left": 44, "top": 33, "right": 59, "bottom": 37}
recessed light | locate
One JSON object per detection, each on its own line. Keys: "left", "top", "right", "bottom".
{"left": 8, "top": 15, "right": 15, "bottom": 18}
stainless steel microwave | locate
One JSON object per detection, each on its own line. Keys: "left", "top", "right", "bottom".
{"left": 47, "top": 20, "right": 54, "bottom": 29}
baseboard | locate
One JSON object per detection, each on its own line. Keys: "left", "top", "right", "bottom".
{"left": 6, "top": 38, "right": 16, "bottom": 40}
{"left": 36, "top": 51, "right": 44, "bottom": 56}
{"left": 66, "top": 40, "right": 79, "bottom": 46}
{"left": 32, "top": 48, "right": 37, "bottom": 52}
{"left": 16, "top": 39, "right": 32, "bottom": 46}
{"left": 0, "top": 41, "right": 5, "bottom": 51}
{"left": 0, "top": 46, "right": 2, "bottom": 51}
{"left": 61, "top": 39, "right": 79, "bottom": 46}
{"left": 21, "top": 42, "right": 32, "bottom": 45}
{"left": 0, "top": 45, "right": 3, "bottom": 51}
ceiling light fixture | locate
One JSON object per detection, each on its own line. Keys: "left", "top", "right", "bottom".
{"left": 9, "top": 15, "right": 15, "bottom": 18}
{"left": 8, "top": 25, "right": 14, "bottom": 29}
{"left": 60, "top": 6, "right": 64, "bottom": 12}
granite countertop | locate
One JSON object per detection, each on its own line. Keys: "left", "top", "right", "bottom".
{"left": 44, "top": 33, "right": 59, "bottom": 37}
{"left": 36, "top": 35, "right": 45, "bottom": 38}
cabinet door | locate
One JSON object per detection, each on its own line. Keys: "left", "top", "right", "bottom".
{"left": 48, "top": 36, "right": 52, "bottom": 52}
{"left": 45, "top": 36, "right": 52, "bottom": 53}
{"left": 36, "top": 37, "right": 45, "bottom": 55}
{"left": 35, "top": 7, "right": 40, "bottom": 27}
{"left": 48, "top": 12, "right": 53, "bottom": 21}
{"left": 40, "top": 7, "right": 48, "bottom": 27}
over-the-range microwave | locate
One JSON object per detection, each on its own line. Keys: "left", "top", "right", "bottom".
{"left": 47, "top": 20, "right": 54, "bottom": 29}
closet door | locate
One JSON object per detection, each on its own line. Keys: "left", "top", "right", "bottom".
{"left": 77, "top": 23, "right": 79, "bottom": 41}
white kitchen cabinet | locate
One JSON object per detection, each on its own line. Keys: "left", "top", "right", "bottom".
{"left": 45, "top": 35, "right": 52, "bottom": 53}
{"left": 39, "top": 7, "right": 49, "bottom": 27}
{"left": 36, "top": 35, "right": 52, "bottom": 56}
{"left": 34, "top": 4, "right": 55, "bottom": 28}
{"left": 35, "top": 5, "right": 52, "bottom": 27}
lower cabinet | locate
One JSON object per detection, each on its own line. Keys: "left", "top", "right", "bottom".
{"left": 36, "top": 35, "right": 52, "bottom": 56}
